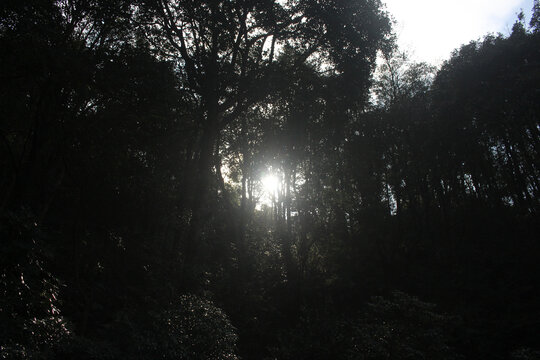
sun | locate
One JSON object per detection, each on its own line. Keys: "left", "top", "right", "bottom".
{"left": 257, "top": 172, "right": 281, "bottom": 208}
{"left": 262, "top": 174, "right": 279, "bottom": 196}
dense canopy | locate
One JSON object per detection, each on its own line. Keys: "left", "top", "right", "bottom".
{"left": 1, "top": 1, "right": 540, "bottom": 359}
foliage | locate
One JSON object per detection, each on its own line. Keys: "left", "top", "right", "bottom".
{"left": 1, "top": 1, "right": 540, "bottom": 360}
{"left": 530, "top": 0, "right": 540, "bottom": 32}
{"left": 345, "top": 291, "right": 462, "bottom": 360}
{"left": 0, "top": 210, "right": 70, "bottom": 359}
{"left": 270, "top": 291, "right": 461, "bottom": 360}
{"left": 159, "top": 295, "right": 239, "bottom": 360}
{"left": 512, "top": 348, "right": 540, "bottom": 360}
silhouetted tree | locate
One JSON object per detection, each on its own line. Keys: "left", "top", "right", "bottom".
{"left": 2, "top": 1, "right": 540, "bottom": 359}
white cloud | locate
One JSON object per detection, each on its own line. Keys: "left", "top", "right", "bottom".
{"left": 382, "top": 0, "right": 533, "bottom": 64}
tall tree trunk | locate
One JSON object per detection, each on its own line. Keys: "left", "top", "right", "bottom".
{"left": 285, "top": 166, "right": 292, "bottom": 234}
{"left": 238, "top": 116, "right": 249, "bottom": 273}
{"left": 182, "top": 94, "right": 219, "bottom": 286}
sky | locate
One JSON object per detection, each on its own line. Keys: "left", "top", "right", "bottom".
{"left": 382, "top": 0, "right": 535, "bottom": 65}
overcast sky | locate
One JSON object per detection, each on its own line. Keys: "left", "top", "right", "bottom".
{"left": 382, "top": 0, "right": 535, "bottom": 65}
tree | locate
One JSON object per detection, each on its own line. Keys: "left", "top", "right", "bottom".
{"left": 530, "top": 0, "right": 540, "bottom": 32}
{"left": 431, "top": 28, "right": 540, "bottom": 214}
{"left": 1, "top": 2, "right": 195, "bottom": 357}
{"left": 139, "top": 0, "right": 393, "bottom": 263}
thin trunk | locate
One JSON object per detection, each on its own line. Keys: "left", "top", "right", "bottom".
{"left": 238, "top": 116, "right": 249, "bottom": 271}
{"left": 182, "top": 95, "right": 219, "bottom": 287}
{"left": 285, "top": 167, "right": 291, "bottom": 234}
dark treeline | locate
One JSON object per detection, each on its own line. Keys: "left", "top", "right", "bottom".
{"left": 1, "top": 1, "right": 540, "bottom": 359}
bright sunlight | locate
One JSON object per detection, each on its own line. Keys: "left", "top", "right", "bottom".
{"left": 259, "top": 172, "right": 280, "bottom": 207}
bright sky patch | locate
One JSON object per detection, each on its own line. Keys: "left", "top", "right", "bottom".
{"left": 383, "top": 0, "right": 534, "bottom": 64}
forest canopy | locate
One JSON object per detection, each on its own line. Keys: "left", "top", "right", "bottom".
{"left": 1, "top": 1, "right": 540, "bottom": 359}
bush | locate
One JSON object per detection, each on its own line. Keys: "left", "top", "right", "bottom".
{"left": 0, "top": 210, "right": 70, "bottom": 359}
{"left": 343, "top": 291, "right": 462, "bottom": 360}
{"left": 138, "top": 294, "right": 239, "bottom": 360}
{"left": 271, "top": 291, "right": 462, "bottom": 360}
